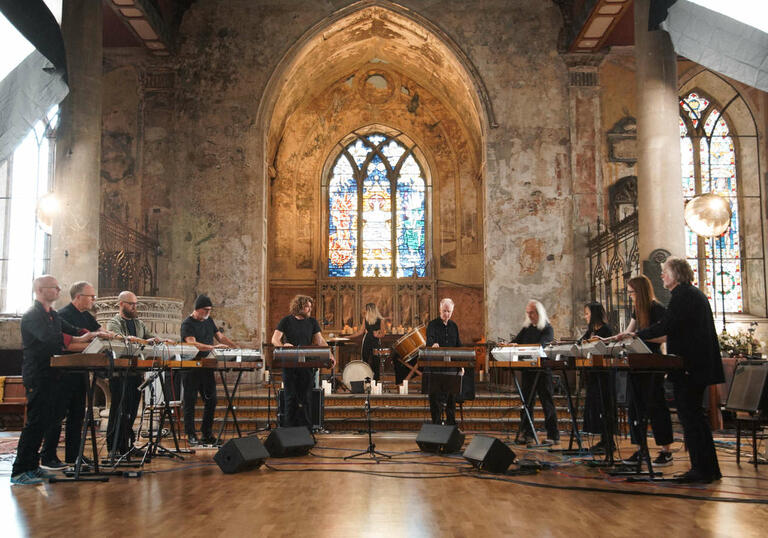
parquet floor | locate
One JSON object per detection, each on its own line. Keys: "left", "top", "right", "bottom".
{"left": 1, "top": 431, "right": 767, "bottom": 537}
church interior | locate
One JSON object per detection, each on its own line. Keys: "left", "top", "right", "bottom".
{"left": 1, "top": 0, "right": 768, "bottom": 534}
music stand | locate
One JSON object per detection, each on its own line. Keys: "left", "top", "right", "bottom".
{"left": 344, "top": 378, "right": 390, "bottom": 462}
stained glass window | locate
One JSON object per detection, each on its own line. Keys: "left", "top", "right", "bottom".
{"left": 679, "top": 92, "right": 742, "bottom": 313}
{"left": 327, "top": 132, "right": 427, "bottom": 278}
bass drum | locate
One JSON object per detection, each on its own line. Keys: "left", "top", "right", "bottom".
{"left": 393, "top": 324, "right": 427, "bottom": 362}
{"left": 342, "top": 360, "right": 374, "bottom": 389}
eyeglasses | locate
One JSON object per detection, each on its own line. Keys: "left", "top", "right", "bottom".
{"left": 41, "top": 286, "right": 61, "bottom": 291}
{"left": 79, "top": 294, "right": 96, "bottom": 299}
{"left": 123, "top": 302, "right": 138, "bottom": 306}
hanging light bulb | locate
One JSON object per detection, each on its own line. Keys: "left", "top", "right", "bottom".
{"left": 683, "top": 193, "right": 732, "bottom": 238}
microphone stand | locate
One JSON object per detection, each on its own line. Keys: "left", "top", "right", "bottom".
{"left": 344, "top": 377, "right": 390, "bottom": 462}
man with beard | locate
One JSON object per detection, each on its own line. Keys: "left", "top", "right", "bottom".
{"left": 271, "top": 295, "right": 333, "bottom": 428}
{"left": 181, "top": 294, "right": 238, "bottom": 446}
{"left": 106, "top": 291, "right": 162, "bottom": 455}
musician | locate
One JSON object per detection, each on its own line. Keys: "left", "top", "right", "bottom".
{"left": 632, "top": 257, "right": 723, "bottom": 483}
{"left": 425, "top": 298, "right": 462, "bottom": 425}
{"left": 106, "top": 291, "right": 162, "bottom": 455}
{"left": 618, "top": 275, "right": 673, "bottom": 467}
{"left": 271, "top": 295, "right": 332, "bottom": 428}
{"left": 181, "top": 294, "right": 238, "bottom": 446}
{"left": 11, "top": 276, "right": 102, "bottom": 485}
{"left": 40, "top": 281, "right": 103, "bottom": 469}
{"left": 580, "top": 302, "right": 615, "bottom": 454}
{"left": 513, "top": 300, "right": 559, "bottom": 445}
{"left": 350, "top": 303, "right": 385, "bottom": 381}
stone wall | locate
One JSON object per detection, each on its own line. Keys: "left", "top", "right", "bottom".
{"left": 101, "top": 0, "right": 578, "bottom": 343}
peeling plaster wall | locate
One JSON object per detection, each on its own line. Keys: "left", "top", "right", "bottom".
{"left": 97, "top": 0, "right": 575, "bottom": 343}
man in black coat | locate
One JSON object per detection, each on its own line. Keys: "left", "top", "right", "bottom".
{"left": 425, "top": 298, "right": 463, "bottom": 425}
{"left": 635, "top": 257, "right": 724, "bottom": 483}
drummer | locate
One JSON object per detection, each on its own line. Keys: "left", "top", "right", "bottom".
{"left": 425, "top": 298, "right": 462, "bottom": 425}
{"left": 350, "top": 303, "right": 385, "bottom": 381}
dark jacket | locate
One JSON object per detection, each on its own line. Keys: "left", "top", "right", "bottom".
{"left": 636, "top": 283, "right": 724, "bottom": 385}
{"left": 20, "top": 301, "right": 80, "bottom": 384}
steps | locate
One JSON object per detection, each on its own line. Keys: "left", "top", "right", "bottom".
{"left": 190, "top": 390, "right": 580, "bottom": 433}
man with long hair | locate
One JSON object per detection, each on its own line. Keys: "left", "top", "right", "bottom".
{"left": 272, "top": 295, "right": 332, "bottom": 428}
{"left": 631, "top": 258, "right": 723, "bottom": 483}
{"left": 513, "top": 300, "right": 559, "bottom": 446}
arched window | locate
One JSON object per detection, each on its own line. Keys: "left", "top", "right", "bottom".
{"left": 679, "top": 91, "right": 742, "bottom": 313}
{"left": 327, "top": 132, "right": 427, "bottom": 278}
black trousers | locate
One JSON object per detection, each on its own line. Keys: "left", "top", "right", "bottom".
{"left": 672, "top": 375, "right": 721, "bottom": 477}
{"left": 183, "top": 369, "right": 217, "bottom": 437}
{"left": 429, "top": 392, "right": 456, "bottom": 425}
{"left": 41, "top": 372, "right": 87, "bottom": 463}
{"left": 12, "top": 377, "right": 57, "bottom": 476}
{"left": 628, "top": 373, "right": 673, "bottom": 447}
{"left": 519, "top": 370, "right": 559, "bottom": 440}
{"left": 282, "top": 368, "right": 313, "bottom": 428}
{"left": 107, "top": 374, "right": 142, "bottom": 454}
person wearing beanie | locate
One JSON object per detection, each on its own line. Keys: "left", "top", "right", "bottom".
{"left": 180, "top": 294, "right": 238, "bottom": 446}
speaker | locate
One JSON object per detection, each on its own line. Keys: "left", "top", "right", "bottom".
{"left": 416, "top": 424, "right": 465, "bottom": 454}
{"left": 277, "top": 388, "right": 324, "bottom": 429}
{"left": 726, "top": 360, "right": 768, "bottom": 413}
{"left": 264, "top": 426, "right": 315, "bottom": 457}
{"left": 463, "top": 435, "right": 516, "bottom": 474}
{"left": 213, "top": 436, "right": 269, "bottom": 474}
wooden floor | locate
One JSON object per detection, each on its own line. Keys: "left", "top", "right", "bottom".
{"left": 2, "top": 432, "right": 767, "bottom": 537}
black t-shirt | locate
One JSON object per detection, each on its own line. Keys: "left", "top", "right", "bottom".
{"left": 58, "top": 303, "right": 100, "bottom": 332}
{"left": 181, "top": 316, "right": 217, "bottom": 346}
{"left": 580, "top": 324, "right": 614, "bottom": 342}
{"left": 276, "top": 315, "right": 321, "bottom": 347}
{"left": 513, "top": 323, "right": 555, "bottom": 346}
{"left": 125, "top": 319, "right": 137, "bottom": 337}
{"left": 632, "top": 301, "right": 666, "bottom": 354}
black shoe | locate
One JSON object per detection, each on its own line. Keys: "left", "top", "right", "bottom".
{"left": 40, "top": 458, "right": 68, "bottom": 471}
{"left": 622, "top": 450, "right": 642, "bottom": 465}
{"left": 515, "top": 435, "right": 534, "bottom": 446}
{"left": 653, "top": 451, "right": 674, "bottom": 467}
{"left": 187, "top": 434, "right": 200, "bottom": 446}
{"left": 673, "top": 470, "right": 720, "bottom": 484}
{"left": 201, "top": 436, "right": 221, "bottom": 447}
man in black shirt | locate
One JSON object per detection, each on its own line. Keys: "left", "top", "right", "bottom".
{"left": 634, "top": 257, "right": 724, "bottom": 483}
{"left": 425, "top": 298, "right": 462, "bottom": 425}
{"left": 11, "top": 276, "right": 101, "bottom": 485}
{"left": 40, "top": 281, "right": 102, "bottom": 469}
{"left": 271, "top": 295, "right": 332, "bottom": 428}
{"left": 513, "top": 300, "right": 559, "bottom": 445}
{"left": 181, "top": 294, "right": 238, "bottom": 446}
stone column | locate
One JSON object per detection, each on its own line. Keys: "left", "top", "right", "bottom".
{"left": 51, "top": 0, "right": 103, "bottom": 299}
{"left": 564, "top": 54, "right": 604, "bottom": 318}
{"left": 634, "top": 0, "right": 685, "bottom": 262}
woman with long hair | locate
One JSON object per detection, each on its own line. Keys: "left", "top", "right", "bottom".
{"left": 351, "top": 303, "right": 385, "bottom": 381}
{"left": 619, "top": 275, "right": 674, "bottom": 467}
{"left": 580, "top": 302, "right": 615, "bottom": 453}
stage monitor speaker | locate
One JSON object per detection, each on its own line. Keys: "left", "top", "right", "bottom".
{"left": 277, "top": 388, "right": 324, "bottom": 429}
{"left": 463, "top": 435, "right": 516, "bottom": 474}
{"left": 725, "top": 360, "right": 768, "bottom": 413}
{"left": 214, "top": 436, "right": 269, "bottom": 474}
{"left": 416, "top": 424, "right": 465, "bottom": 454}
{"left": 264, "top": 426, "right": 315, "bottom": 457}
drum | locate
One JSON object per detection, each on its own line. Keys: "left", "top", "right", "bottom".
{"left": 393, "top": 325, "right": 427, "bottom": 362}
{"left": 342, "top": 360, "right": 374, "bottom": 388}
{"left": 373, "top": 348, "right": 392, "bottom": 373}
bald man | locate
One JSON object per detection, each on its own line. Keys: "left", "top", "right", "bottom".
{"left": 11, "top": 276, "right": 102, "bottom": 485}
{"left": 105, "top": 291, "right": 160, "bottom": 456}
{"left": 41, "top": 281, "right": 104, "bottom": 469}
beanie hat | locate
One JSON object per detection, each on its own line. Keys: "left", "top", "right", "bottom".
{"left": 194, "top": 294, "right": 213, "bottom": 310}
